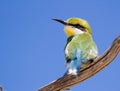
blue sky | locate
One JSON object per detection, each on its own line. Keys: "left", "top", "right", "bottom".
{"left": 0, "top": 0, "right": 120, "bottom": 91}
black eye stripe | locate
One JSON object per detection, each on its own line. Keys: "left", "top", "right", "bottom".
{"left": 74, "top": 24, "right": 81, "bottom": 28}
{"left": 74, "top": 24, "right": 85, "bottom": 29}
{"left": 68, "top": 23, "right": 86, "bottom": 31}
{"left": 68, "top": 23, "right": 85, "bottom": 29}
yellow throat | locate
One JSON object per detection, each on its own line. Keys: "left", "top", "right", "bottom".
{"left": 64, "top": 26, "right": 75, "bottom": 37}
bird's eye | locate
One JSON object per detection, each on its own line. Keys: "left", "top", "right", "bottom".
{"left": 73, "top": 24, "right": 86, "bottom": 32}
{"left": 74, "top": 24, "right": 84, "bottom": 29}
{"left": 68, "top": 23, "right": 86, "bottom": 31}
{"left": 74, "top": 24, "right": 81, "bottom": 29}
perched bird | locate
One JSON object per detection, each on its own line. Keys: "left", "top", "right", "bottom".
{"left": 52, "top": 18, "right": 98, "bottom": 75}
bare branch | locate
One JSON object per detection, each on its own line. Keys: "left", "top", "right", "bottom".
{"left": 0, "top": 86, "right": 3, "bottom": 91}
{"left": 38, "top": 35, "right": 120, "bottom": 91}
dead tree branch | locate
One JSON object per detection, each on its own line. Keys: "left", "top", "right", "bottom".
{"left": 38, "top": 35, "right": 120, "bottom": 91}
{"left": 0, "top": 86, "right": 3, "bottom": 91}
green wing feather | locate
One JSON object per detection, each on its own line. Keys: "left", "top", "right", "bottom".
{"left": 65, "top": 33, "right": 98, "bottom": 62}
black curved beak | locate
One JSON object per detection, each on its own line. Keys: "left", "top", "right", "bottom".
{"left": 52, "top": 18, "right": 68, "bottom": 25}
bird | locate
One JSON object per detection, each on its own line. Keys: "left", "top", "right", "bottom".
{"left": 52, "top": 17, "right": 98, "bottom": 76}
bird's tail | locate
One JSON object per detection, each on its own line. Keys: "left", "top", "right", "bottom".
{"left": 64, "top": 59, "right": 81, "bottom": 76}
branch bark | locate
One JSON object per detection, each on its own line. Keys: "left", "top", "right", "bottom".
{"left": 0, "top": 86, "right": 3, "bottom": 91}
{"left": 38, "top": 35, "right": 120, "bottom": 91}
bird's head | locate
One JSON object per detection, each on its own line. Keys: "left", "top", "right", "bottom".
{"left": 52, "top": 17, "right": 92, "bottom": 37}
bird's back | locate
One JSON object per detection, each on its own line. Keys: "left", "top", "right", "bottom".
{"left": 65, "top": 33, "right": 98, "bottom": 62}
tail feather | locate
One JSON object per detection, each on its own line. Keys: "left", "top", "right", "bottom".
{"left": 64, "top": 59, "right": 81, "bottom": 76}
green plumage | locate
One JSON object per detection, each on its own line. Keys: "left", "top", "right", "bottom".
{"left": 65, "top": 32, "right": 98, "bottom": 63}
{"left": 52, "top": 17, "right": 98, "bottom": 75}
